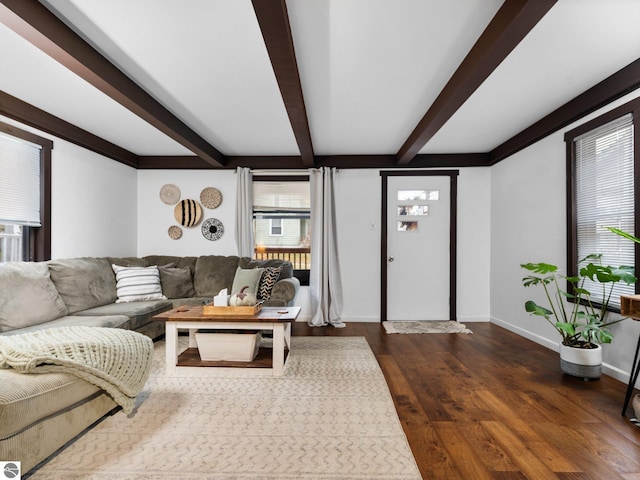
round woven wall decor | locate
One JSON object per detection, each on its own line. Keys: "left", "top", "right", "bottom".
{"left": 173, "top": 199, "right": 202, "bottom": 227}
{"left": 159, "top": 184, "right": 180, "bottom": 205}
{"left": 200, "top": 187, "right": 222, "bottom": 209}
{"left": 168, "top": 225, "right": 182, "bottom": 240}
{"left": 201, "top": 218, "right": 224, "bottom": 241}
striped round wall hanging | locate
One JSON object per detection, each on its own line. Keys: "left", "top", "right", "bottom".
{"left": 173, "top": 199, "right": 202, "bottom": 227}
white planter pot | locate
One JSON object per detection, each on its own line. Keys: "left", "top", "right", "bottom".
{"left": 559, "top": 344, "right": 602, "bottom": 380}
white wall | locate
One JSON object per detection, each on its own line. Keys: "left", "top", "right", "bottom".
{"left": 51, "top": 142, "right": 138, "bottom": 258}
{"left": 490, "top": 90, "right": 640, "bottom": 384}
{"left": 333, "top": 169, "right": 381, "bottom": 322}
{"left": 457, "top": 167, "right": 492, "bottom": 322}
{"left": 1, "top": 115, "right": 138, "bottom": 259}
{"left": 137, "top": 170, "right": 238, "bottom": 257}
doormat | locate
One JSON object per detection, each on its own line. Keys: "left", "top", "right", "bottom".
{"left": 383, "top": 321, "right": 473, "bottom": 335}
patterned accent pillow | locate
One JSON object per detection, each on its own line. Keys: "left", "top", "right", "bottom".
{"left": 112, "top": 264, "right": 167, "bottom": 303}
{"left": 258, "top": 266, "right": 282, "bottom": 300}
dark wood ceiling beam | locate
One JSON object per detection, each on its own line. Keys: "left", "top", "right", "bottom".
{"left": 396, "top": 0, "right": 557, "bottom": 165}
{"left": 0, "top": 90, "right": 139, "bottom": 167}
{"left": 251, "top": 0, "right": 315, "bottom": 167}
{"left": 138, "top": 153, "right": 490, "bottom": 169}
{"left": 490, "top": 56, "right": 640, "bottom": 164}
{"left": 0, "top": 0, "right": 225, "bottom": 167}
{"left": 136, "top": 156, "right": 215, "bottom": 169}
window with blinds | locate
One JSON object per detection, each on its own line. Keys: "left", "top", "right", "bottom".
{"left": 572, "top": 113, "right": 635, "bottom": 307}
{"left": 0, "top": 131, "right": 42, "bottom": 227}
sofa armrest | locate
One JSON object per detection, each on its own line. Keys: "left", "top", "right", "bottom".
{"left": 269, "top": 277, "right": 300, "bottom": 306}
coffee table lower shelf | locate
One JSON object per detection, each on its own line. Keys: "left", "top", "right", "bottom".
{"left": 178, "top": 346, "right": 289, "bottom": 369}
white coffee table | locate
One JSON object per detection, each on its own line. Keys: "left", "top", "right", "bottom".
{"left": 153, "top": 305, "right": 300, "bottom": 377}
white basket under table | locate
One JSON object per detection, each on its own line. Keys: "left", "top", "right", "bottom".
{"left": 153, "top": 305, "right": 301, "bottom": 377}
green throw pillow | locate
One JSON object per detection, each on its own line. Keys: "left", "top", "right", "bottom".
{"left": 231, "top": 267, "right": 264, "bottom": 297}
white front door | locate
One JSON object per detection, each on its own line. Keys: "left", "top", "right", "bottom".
{"left": 384, "top": 173, "right": 455, "bottom": 321}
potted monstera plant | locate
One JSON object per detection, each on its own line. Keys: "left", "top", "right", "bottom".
{"left": 521, "top": 254, "right": 636, "bottom": 380}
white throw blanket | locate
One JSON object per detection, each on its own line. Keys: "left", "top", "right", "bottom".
{"left": 0, "top": 326, "right": 153, "bottom": 414}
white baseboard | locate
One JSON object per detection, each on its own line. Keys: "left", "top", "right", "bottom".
{"left": 490, "top": 316, "right": 635, "bottom": 387}
{"left": 457, "top": 315, "right": 490, "bottom": 323}
{"left": 296, "top": 316, "right": 381, "bottom": 323}
{"left": 490, "top": 316, "right": 560, "bottom": 352}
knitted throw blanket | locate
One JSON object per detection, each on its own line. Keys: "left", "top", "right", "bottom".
{"left": 0, "top": 326, "right": 153, "bottom": 414}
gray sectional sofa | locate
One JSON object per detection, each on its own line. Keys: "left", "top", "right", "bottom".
{"left": 0, "top": 254, "right": 299, "bottom": 474}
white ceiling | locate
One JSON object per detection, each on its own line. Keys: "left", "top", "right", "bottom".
{"left": 1, "top": 0, "right": 640, "bottom": 161}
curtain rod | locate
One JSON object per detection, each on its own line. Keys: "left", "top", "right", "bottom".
{"left": 249, "top": 169, "right": 307, "bottom": 175}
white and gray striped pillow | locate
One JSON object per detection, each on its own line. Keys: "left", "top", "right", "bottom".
{"left": 112, "top": 264, "right": 167, "bottom": 303}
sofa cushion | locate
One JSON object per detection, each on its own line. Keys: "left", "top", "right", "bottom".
{"left": 75, "top": 301, "right": 172, "bottom": 331}
{"left": 47, "top": 258, "right": 117, "bottom": 314}
{"left": 231, "top": 267, "right": 264, "bottom": 297}
{"left": 0, "top": 263, "right": 68, "bottom": 333}
{"left": 238, "top": 257, "right": 293, "bottom": 279}
{"left": 144, "top": 255, "right": 198, "bottom": 273}
{"left": 1, "top": 314, "right": 130, "bottom": 335}
{"left": 112, "top": 265, "right": 167, "bottom": 303}
{"left": 0, "top": 369, "right": 104, "bottom": 440}
{"left": 194, "top": 255, "right": 240, "bottom": 296}
{"left": 159, "top": 265, "right": 195, "bottom": 298}
{"left": 108, "top": 256, "right": 147, "bottom": 267}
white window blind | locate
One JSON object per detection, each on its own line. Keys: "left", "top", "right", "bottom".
{"left": 575, "top": 113, "right": 635, "bottom": 306}
{"left": 253, "top": 181, "right": 310, "bottom": 219}
{"left": 0, "top": 132, "right": 42, "bottom": 226}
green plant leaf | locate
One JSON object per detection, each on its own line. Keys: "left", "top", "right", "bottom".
{"left": 572, "top": 287, "right": 591, "bottom": 297}
{"left": 579, "top": 253, "right": 602, "bottom": 263}
{"left": 556, "top": 322, "right": 575, "bottom": 336}
{"left": 596, "top": 330, "right": 614, "bottom": 344}
{"left": 522, "top": 275, "right": 555, "bottom": 287}
{"left": 606, "top": 227, "right": 640, "bottom": 244}
{"left": 521, "top": 262, "right": 558, "bottom": 274}
{"left": 612, "top": 265, "right": 637, "bottom": 284}
{"left": 524, "top": 300, "right": 552, "bottom": 318}
{"left": 558, "top": 289, "right": 575, "bottom": 299}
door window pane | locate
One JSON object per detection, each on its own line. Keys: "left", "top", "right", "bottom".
{"left": 397, "top": 190, "right": 439, "bottom": 201}
{"left": 398, "top": 205, "right": 429, "bottom": 216}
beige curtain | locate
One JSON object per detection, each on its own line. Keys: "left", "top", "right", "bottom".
{"left": 235, "top": 167, "right": 254, "bottom": 258}
{"left": 309, "top": 167, "right": 344, "bottom": 327}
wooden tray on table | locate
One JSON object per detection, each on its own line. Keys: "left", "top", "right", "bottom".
{"left": 202, "top": 301, "right": 263, "bottom": 317}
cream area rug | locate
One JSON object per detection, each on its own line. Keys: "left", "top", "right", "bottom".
{"left": 28, "top": 336, "right": 421, "bottom": 480}
{"left": 383, "top": 320, "right": 473, "bottom": 335}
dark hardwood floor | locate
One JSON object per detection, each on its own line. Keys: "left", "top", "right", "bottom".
{"left": 292, "top": 322, "right": 640, "bottom": 480}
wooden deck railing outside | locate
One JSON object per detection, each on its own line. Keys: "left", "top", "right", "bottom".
{"left": 254, "top": 246, "right": 310, "bottom": 270}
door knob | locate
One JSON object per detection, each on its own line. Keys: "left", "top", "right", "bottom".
{"left": 388, "top": 256, "right": 394, "bottom": 262}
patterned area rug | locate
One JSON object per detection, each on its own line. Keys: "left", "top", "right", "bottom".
{"left": 28, "top": 337, "right": 421, "bottom": 480}
{"left": 383, "top": 320, "right": 473, "bottom": 334}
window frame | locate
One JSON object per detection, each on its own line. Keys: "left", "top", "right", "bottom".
{"left": 0, "top": 121, "right": 52, "bottom": 262}
{"left": 565, "top": 97, "right": 640, "bottom": 310}
{"left": 269, "top": 218, "right": 284, "bottom": 236}
{"left": 253, "top": 174, "right": 310, "bottom": 286}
